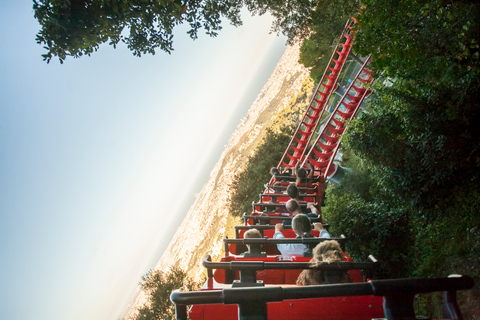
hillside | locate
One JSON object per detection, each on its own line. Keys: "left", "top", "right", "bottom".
{"left": 154, "top": 42, "right": 311, "bottom": 278}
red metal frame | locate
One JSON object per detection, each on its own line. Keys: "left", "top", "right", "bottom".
{"left": 189, "top": 295, "right": 384, "bottom": 320}
{"left": 267, "top": 18, "right": 357, "bottom": 188}
{"left": 212, "top": 254, "right": 365, "bottom": 285}
{"left": 301, "top": 56, "right": 373, "bottom": 196}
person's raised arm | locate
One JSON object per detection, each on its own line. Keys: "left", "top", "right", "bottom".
{"left": 307, "top": 203, "right": 319, "bottom": 215}
{"left": 313, "top": 223, "right": 330, "bottom": 238}
{"left": 275, "top": 223, "right": 285, "bottom": 232}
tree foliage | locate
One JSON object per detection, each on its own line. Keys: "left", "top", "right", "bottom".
{"left": 229, "top": 124, "right": 295, "bottom": 217}
{"left": 33, "top": 0, "right": 243, "bottom": 63}
{"left": 33, "top": 0, "right": 333, "bottom": 63}
{"left": 325, "top": 186, "right": 414, "bottom": 278}
{"left": 354, "top": 0, "right": 480, "bottom": 82}
{"left": 131, "top": 266, "right": 201, "bottom": 320}
{"left": 244, "top": 0, "right": 317, "bottom": 42}
{"left": 228, "top": 77, "right": 314, "bottom": 217}
{"left": 320, "top": 3, "right": 480, "bottom": 314}
{"left": 347, "top": 0, "right": 480, "bottom": 210}
{"left": 298, "top": 0, "right": 358, "bottom": 82}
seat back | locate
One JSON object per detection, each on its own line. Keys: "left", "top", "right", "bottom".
{"left": 213, "top": 254, "right": 363, "bottom": 285}
{"left": 213, "top": 255, "right": 311, "bottom": 284}
{"left": 190, "top": 296, "right": 384, "bottom": 320}
{"left": 232, "top": 229, "right": 322, "bottom": 256}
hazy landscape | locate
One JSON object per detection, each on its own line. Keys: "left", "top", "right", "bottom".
{"left": 121, "top": 41, "right": 312, "bottom": 319}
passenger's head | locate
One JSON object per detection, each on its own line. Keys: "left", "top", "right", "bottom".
{"left": 297, "top": 167, "right": 307, "bottom": 179}
{"left": 286, "top": 199, "right": 301, "bottom": 214}
{"left": 259, "top": 213, "right": 271, "bottom": 225}
{"left": 244, "top": 228, "right": 262, "bottom": 239}
{"left": 270, "top": 167, "right": 280, "bottom": 176}
{"left": 273, "top": 182, "right": 282, "bottom": 193}
{"left": 286, "top": 183, "right": 299, "bottom": 199}
{"left": 244, "top": 228, "right": 262, "bottom": 251}
{"left": 313, "top": 240, "right": 343, "bottom": 263}
{"left": 297, "top": 240, "right": 349, "bottom": 285}
{"left": 292, "top": 214, "right": 312, "bottom": 237}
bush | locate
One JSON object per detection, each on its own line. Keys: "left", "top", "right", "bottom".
{"left": 229, "top": 125, "right": 295, "bottom": 217}
{"left": 131, "top": 266, "right": 201, "bottom": 320}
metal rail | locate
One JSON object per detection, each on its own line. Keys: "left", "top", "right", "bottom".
{"left": 171, "top": 275, "right": 474, "bottom": 320}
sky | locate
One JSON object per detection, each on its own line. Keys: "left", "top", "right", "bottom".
{"left": 0, "top": 2, "right": 288, "bottom": 320}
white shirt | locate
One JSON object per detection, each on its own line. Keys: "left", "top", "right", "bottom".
{"left": 273, "top": 230, "right": 331, "bottom": 255}
{"left": 319, "top": 229, "right": 331, "bottom": 238}
{"left": 273, "top": 230, "right": 307, "bottom": 255}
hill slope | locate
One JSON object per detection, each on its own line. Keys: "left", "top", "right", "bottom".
{"left": 155, "top": 42, "right": 310, "bottom": 278}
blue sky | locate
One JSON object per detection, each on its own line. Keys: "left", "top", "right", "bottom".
{"left": 0, "top": 2, "right": 287, "bottom": 319}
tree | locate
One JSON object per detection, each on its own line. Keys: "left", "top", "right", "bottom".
{"left": 33, "top": 0, "right": 243, "bottom": 63}
{"left": 320, "top": 1, "right": 480, "bottom": 315}
{"left": 344, "top": 0, "right": 480, "bottom": 208}
{"left": 33, "top": 0, "right": 338, "bottom": 63}
{"left": 298, "top": 0, "right": 358, "bottom": 81}
{"left": 131, "top": 266, "right": 201, "bottom": 320}
{"left": 229, "top": 124, "right": 295, "bottom": 217}
{"left": 228, "top": 77, "right": 314, "bottom": 217}
{"left": 353, "top": 0, "right": 480, "bottom": 83}
{"left": 244, "top": 0, "right": 317, "bottom": 42}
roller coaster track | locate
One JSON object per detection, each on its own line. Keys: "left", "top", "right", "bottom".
{"left": 301, "top": 56, "right": 373, "bottom": 187}
{"left": 270, "top": 18, "right": 357, "bottom": 187}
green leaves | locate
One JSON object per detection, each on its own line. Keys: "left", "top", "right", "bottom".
{"left": 324, "top": 177, "right": 414, "bottom": 278}
{"left": 133, "top": 266, "right": 201, "bottom": 320}
{"left": 34, "top": 0, "right": 341, "bottom": 63}
{"left": 229, "top": 124, "right": 296, "bottom": 217}
{"left": 297, "top": 0, "right": 358, "bottom": 81}
{"left": 320, "top": 0, "right": 480, "bottom": 294}
{"left": 33, "top": 0, "right": 243, "bottom": 63}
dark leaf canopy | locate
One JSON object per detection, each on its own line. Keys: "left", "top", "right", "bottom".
{"left": 33, "top": 0, "right": 333, "bottom": 63}
{"left": 33, "top": 0, "right": 244, "bottom": 63}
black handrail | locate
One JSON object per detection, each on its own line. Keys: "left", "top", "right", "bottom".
{"left": 252, "top": 201, "right": 312, "bottom": 208}
{"left": 202, "top": 254, "right": 379, "bottom": 286}
{"left": 258, "top": 193, "right": 315, "bottom": 203}
{"left": 264, "top": 184, "right": 317, "bottom": 192}
{"left": 171, "top": 275, "right": 474, "bottom": 320}
{"left": 271, "top": 175, "right": 320, "bottom": 183}
{"left": 223, "top": 236, "right": 346, "bottom": 257}
{"left": 234, "top": 224, "right": 329, "bottom": 238}
{"left": 203, "top": 254, "right": 378, "bottom": 272}
{"left": 223, "top": 236, "right": 346, "bottom": 247}
{"left": 242, "top": 213, "right": 322, "bottom": 224}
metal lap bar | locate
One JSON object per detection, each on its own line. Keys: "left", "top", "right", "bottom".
{"left": 224, "top": 236, "right": 347, "bottom": 256}
{"left": 234, "top": 224, "right": 330, "bottom": 238}
{"left": 171, "top": 275, "right": 474, "bottom": 320}
{"left": 259, "top": 193, "right": 312, "bottom": 203}
{"left": 270, "top": 175, "right": 319, "bottom": 183}
{"left": 264, "top": 184, "right": 317, "bottom": 193}
{"left": 235, "top": 224, "right": 287, "bottom": 238}
{"left": 202, "top": 254, "right": 379, "bottom": 287}
{"left": 252, "top": 202, "right": 314, "bottom": 214}
{"left": 272, "top": 174, "right": 296, "bottom": 182}
{"left": 259, "top": 193, "right": 280, "bottom": 203}
{"left": 242, "top": 214, "right": 321, "bottom": 225}
{"left": 252, "top": 201, "right": 310, "bottom": 209}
